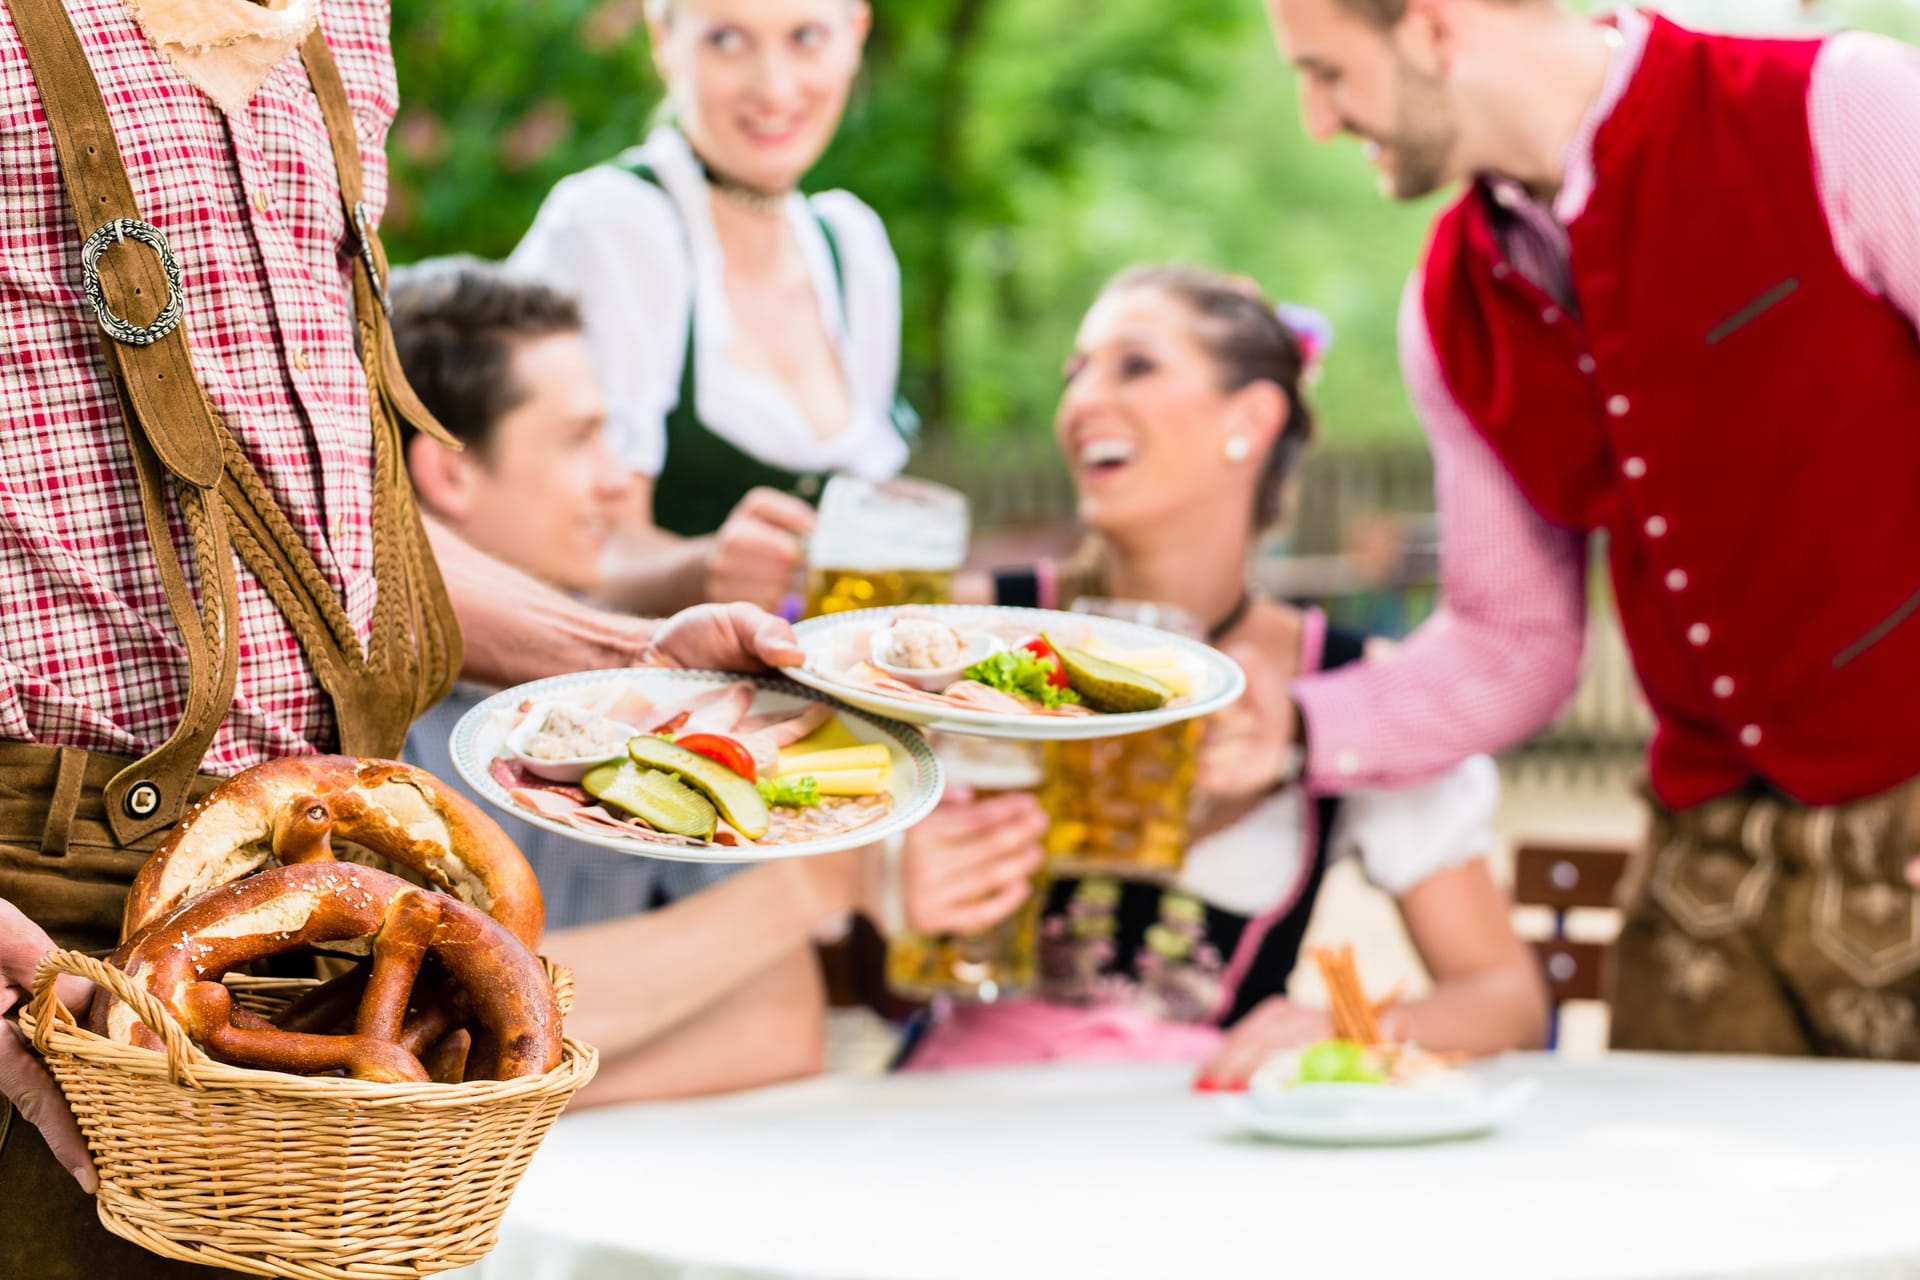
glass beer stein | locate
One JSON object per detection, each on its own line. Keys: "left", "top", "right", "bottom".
{"left": 886, "top": 734, "right": 1047, "bottom": 1002}
{"left": 802, "top": 477, "right": 969, "bottom": 619}
{"left": 1038, "top": 599, "right": 1205, "bottom": 883}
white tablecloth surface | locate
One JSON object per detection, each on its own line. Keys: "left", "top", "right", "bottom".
{"left": 450, "top": 1054, "right": 1920, "bottom": 1280}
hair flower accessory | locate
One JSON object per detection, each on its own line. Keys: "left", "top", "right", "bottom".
{"left": 1275, "top": 302, "right": 1335, "bottom": 386}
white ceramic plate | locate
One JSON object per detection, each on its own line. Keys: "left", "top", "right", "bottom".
{"left": 1223, "top": 1076, "right": 1539, "bottom": 1146}
{"left": 785, "top": 605, "right": 1246, "bottom": 741}
{"left": 449, "top": 669, "right": 943, "bottom": 863}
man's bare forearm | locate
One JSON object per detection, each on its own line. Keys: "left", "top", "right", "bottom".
{"left": 590, "top": 527, "right": 715, "bottom": 618}
{"left": 570, "top": 949, "right": 828, "bottom": 1107}
{"left": 426, "top": 518, "right": 659, "bottom": 686}
{"left": 538, "top": 858, "right": 844, "bottom": 1061}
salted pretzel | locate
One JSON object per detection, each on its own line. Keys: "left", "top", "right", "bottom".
{"left": 91, "top": 862, "right": 563, "bottom": 1083}
{"left": 121, "top": 756, "right": 544, "bottom": 948}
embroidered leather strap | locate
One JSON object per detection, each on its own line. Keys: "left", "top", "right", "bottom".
{"left": 4, "top": 0, "right": 240, "bottom": 841}
{"left": 299, "top": 29, "right": 460, "bottom": 453}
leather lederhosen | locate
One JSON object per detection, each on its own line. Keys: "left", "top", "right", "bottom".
{"left": 1611, "top": 778, "right": 1920, "bottom": 1059}
{"left": 0, "top": 3, "right": 462, "bottom": 1274}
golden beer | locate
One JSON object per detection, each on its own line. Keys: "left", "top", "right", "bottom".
{"left": 887, "top": 736, "right": 1046, "bottom": 1001}
{"left": 804, "top": 476, "right": 969, "bottom": 620}
{"left": 802, "top": 566, "right": 955, "bottom": 619}
{"left": 885, "top": 890, "right": 1047, "bottom": 1002}
{"left": 1039, "top": 720, "right": 1201, "bottom": 882}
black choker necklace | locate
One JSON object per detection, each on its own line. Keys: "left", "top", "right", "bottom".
{"left": 694, "top": 154, "right": 790, "bottom": 216}
{"left": 1209, "top": 589, "right": 1255, "bottom": 644}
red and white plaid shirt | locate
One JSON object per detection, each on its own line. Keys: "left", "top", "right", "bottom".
{"left": 0, "top": 0, "right": 394, "bottom": 773}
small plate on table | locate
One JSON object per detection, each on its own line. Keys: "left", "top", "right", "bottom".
{"left": 785, "top": 605, "right": 1246, "bottom": 742}
{"left": 1222, "top": 1075, "right": 1540, "bottom": 1146}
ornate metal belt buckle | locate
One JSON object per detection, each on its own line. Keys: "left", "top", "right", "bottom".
{"left": 352, "top": 200, "right": 392, "bottom": 316}
{"left": 80, "top": 218, "right": 185, "bottom": 347}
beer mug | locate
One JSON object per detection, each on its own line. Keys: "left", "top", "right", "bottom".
{"left": 1039, "top": 599, "right": 1205, "bottom": 883}
{"left": 802, "top": 476, "right": 969, "bottom": 619}
{"left": 886, "top": 733, "right": 1047, "bottom": 1002}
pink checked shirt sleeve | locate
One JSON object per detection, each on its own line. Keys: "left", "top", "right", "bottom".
{"left": 1812, "top": 32, "right": 1920, "bottom": 334}
{"left": 1291, "top": 23, "right": 1920, "bottom": 793}
{"left": 1290, "top": 284, "right": 1589, "bottom": 790}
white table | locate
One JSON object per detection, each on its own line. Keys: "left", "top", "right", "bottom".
{"left": 451, "top": 1055, "right": 1920, "bottom": 1280}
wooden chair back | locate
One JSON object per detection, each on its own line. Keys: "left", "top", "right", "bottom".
{"left": 1512, "top": 842, "right": 1634, "bottom": 1046}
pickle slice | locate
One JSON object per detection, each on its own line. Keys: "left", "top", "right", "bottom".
{"left": 582, "top": 760, "right": 717, "bottom": 839}
{"left": 1045, "top": 636, "right": 1173, "bottom": 713}
{"left": 627, "top": 736, "right": 770, "bottom": 839}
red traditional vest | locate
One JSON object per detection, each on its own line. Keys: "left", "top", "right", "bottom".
{"left": 1422, "top": 16, "right": 1920, "bottom": 809}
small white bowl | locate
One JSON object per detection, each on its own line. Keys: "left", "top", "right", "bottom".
{"left": 505, "top": 702, "right": 636, "bottom": 783}
{"left": 867, "top": 628, "right": 1002, "bottom": 692}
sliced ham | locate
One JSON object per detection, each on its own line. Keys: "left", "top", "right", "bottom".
{"left": 636, "top": 683, "right": 754, "bottom": 735}
{"left": 710, "top": 820, "right": 756, "bottom": 848}
{"left": 596, "top": 688, "right": 657, "bottom": 727}
{"left": 842, "top": 662, "right": 952, "bottom": 706}
{"left": 678, "top": 683, "right": 755, "bottom": 735}
{"left": 561, "top": 806, "right": 706, "bottom": 846}
{"left": 938, "top": 680, "right": 1031, "bottom": 715}
{"left": 509, "top": 788, "right": 587, "bottom": 821}
{"left": 492, "top": 758, "right": 591, "bottom": 802}
{"left": 739, "top": 701, "right": 833, "bottom": 747}
{"left": 506, "top": 785, "right": 709, "bottom": 848}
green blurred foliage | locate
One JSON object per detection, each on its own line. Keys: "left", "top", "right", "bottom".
{"left": 385, "top": 0, "right": 1920, "bottom": 446}
{"left": 384, "top": 0, "right": 657, "bottom": 256}
{"left": 384, "top": 0, "right": 1435, "bottom": 443}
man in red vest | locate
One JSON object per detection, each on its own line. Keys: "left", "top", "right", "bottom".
{"left": 1218, "top": 0, "right": 1920, "bottom": 1060}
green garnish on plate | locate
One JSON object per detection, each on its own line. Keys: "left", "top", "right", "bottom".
{"left": 757, "top": 775, "right": 823, "bottom": 808}
{"left": 962, "top": 649, "right": 1083, "bottom": 710}
{"left": 1295, "top": 1039, "right": 1388, "bottom": 1085}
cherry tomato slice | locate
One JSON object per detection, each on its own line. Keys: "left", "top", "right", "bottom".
{"left": 1018, "top": 637, "right": 1070, "bottom": 690}
{"left": 674, "top": 733, "right": 758, "bottom": 782}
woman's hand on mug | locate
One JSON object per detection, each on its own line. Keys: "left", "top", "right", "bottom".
{"left": 1196, "top": 639, "right": 1300, "bottom": 800}
{"left": 0, "top": 898, "right": 96, "bottom": 1191}
{"left": 897, "top": 788, "right": 1047, "bottom": 936}
{"left": 705, "top": 488, "right": 815, "bottom": 611}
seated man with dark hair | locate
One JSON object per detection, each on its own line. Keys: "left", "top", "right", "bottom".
{"left": 393, "top": 258, "right": 1044, "bottom": 1101}
{"left": 390, "top": 259, "right": 619, "bottom": 598}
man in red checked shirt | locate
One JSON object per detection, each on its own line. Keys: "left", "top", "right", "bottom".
{"left": 1200, "top": 0, "right": 1920, "bottom": 1083}
{"left": 0, "top": 1, "right": 801, "bottom": 1274}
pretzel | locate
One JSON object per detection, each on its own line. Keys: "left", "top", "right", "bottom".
{"left": 121, "top": 756, "right": 544, "bottom": 948}
{"left": 91, "top": 862, "right": 563, "bottom": 1083}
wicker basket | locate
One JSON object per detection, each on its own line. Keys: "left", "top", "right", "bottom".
{"left": 21, "top": 948, "right": 599, "bottom": 1280}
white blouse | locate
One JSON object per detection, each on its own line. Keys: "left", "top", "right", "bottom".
{"left": 509, "top": 127, "right": 910, "bottom": 481}
{"left": 1178, "top": 755, "right": 1501, "bottom": 917}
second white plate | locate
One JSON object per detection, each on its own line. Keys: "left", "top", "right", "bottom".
{"left": 784, "top": 605, "right": 1246, "bottom": 741}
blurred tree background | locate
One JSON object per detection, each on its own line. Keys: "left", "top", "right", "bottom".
{"left": 384, "top": 0, "right": 1920, "bottom": 450}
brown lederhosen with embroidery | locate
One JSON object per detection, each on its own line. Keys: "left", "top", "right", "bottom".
{"left": 1610, "top": 777, "right": 1920, "bottom": 1060}
{"left": 0, "top": 3, "right": 462, "bottom": 1275}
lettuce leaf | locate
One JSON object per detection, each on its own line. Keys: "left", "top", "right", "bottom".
{"left": 962, "top": 649, "right": 1082, "bottom": 709}
{"left": 757, "top": 775, "right": 822, "bottom": 808}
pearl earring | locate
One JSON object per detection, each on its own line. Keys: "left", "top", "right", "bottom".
{"left": 1224, "top": 436, "right": 1251, "bottom": 463}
